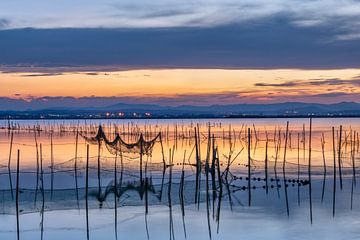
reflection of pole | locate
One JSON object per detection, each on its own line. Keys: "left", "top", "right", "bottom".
{"left": 180, "top": 150, "right": 187, "bottom": 238}
{"left": 145, "top": 177, "right": 149, "bottom": 214}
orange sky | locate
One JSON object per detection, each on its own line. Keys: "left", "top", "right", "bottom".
{"left": 1, "top": 68, "right": 360, "bottom": 104}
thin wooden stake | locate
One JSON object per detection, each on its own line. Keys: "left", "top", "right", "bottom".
{"left": 338, "top": 125, "right": 343, "bottom": 190}
{"left": 247, "top": 128, "right": 251, "bottom": 206}
{"left": 308, "top": 118, "right": 313, "bottom": 224}
{"left": 16, "top": 149, "right": 20, "bottom": 240}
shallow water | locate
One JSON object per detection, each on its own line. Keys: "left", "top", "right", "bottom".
{"left": 0, "top": 118, "right": 359, "bottom": 240}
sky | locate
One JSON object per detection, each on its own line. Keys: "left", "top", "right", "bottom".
{"left": 1, "top": 68, "right": 360, "bottom": 106}
{"left": 1, "top": 0, "right": 360, "bottom": 106}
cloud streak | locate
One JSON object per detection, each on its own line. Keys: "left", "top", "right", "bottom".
{"left": 1, "top": 0, "right": 360, "bottom": 40}
{"left": 255, "top": 78, "right": 360, "bottom": 88}
{"left": 20, "top": 73, "right": 63, "bottom": 77}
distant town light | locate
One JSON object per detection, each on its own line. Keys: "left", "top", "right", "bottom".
{"left": 145, "top": 112, "right": 151, "bottom": 117}
{"left": 118, "top": 112, "right": 125, "bottom": 117}
{"left": 106, "top": 112, "right": 110, "bottom": 117}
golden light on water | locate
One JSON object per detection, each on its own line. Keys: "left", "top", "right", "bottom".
{"left": 1, "top": 119, "right": 359, "bottom": 170}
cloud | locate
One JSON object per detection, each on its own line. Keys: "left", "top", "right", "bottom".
{"left": 1, "top": 0, "right": 360, "bottom": 40}
{"left": 335, "top": 33, "right": 360, "bottom": 41}
{"left": 255, "top": 78, "right": 360, "bottom": 88}
{"left": 84, "top": 72, "right": 99, "bottom": 76}
{"left": 1, "top": 25, "right": 359, "bottom": 68}
{"left": 307, "top": 78, "right": 360, "bottom": 86}
{"left": 20, "top": 73, "right": 63, "bottom": 77}
{"left": 139, "top": 9, "right": 193, "bottom": 19}
{"left": 0, "top": 18, "right": 9, "bottom": 29}
{"left": 254, "top": 81, "right": 301, "bottom": 87}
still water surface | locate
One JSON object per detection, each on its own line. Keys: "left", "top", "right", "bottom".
{"left": 0, "top": 118, "right": 359, "bottom": 240}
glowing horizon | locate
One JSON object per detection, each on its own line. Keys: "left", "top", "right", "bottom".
{"left": 1, "top": 68, "right": 360, "bottom": 105}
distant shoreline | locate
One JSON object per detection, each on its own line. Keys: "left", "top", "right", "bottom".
{"left": 1, "top": 115, "right": 360, "bottom": 120}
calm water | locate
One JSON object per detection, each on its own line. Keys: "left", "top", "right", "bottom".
{"left": 0, "top": 118, "right": 359, "bottom": 240}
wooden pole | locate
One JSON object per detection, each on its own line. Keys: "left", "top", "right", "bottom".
{"left": 114, "top": 151, "right": 118, "bottom": 240}
{"left": 247, "top": 128, "right": 251, "bottom": 206}
{"left": 332, "top": 127, "right": 336, "bottom": 217}
{"left": 74, "top": 129, "right": 79, "bottom": 206}
{"left": 265, "top": 132, "right": 269, "bottom": 195}
{"left": 8, "top": 131, "right": 14, "bottom": 199}
{"left": 297, "top": 132, "right": 300, "bottom": 206}
{"left": 50, "top": 133, "right": 54, "bottom": 198}
{"left": 85, "top": 144, "right": 90, "bottom": 240}
{"left": 16, "top": 149, "right": 20, "bottom": 240}
{"left": 308, "top": 118, "right": 313, "bottom": 223}
{"left": 283, "top": 121, "right": 290, "bottom": 216}
{"left": 338, "top": 125, "right": 343, "bottom": 189}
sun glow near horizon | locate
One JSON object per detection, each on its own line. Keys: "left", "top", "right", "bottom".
{"left": 1, "top": 68, "right": 360, "bottom": 105}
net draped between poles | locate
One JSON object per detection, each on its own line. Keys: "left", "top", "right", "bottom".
{"left": 80, "top": 125, "right": 162, "bottom": 156}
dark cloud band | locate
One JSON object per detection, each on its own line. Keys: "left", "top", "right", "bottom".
{"left": 1, "top": 19, "right": 360, "bottom": 69}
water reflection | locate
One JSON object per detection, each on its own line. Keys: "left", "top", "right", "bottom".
{"left": 0, "top": 118, "right": 360, "bottom": 239}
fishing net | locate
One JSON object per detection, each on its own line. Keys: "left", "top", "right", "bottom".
{"left": 80, "top": 125, "right": 162, "bottom": 156}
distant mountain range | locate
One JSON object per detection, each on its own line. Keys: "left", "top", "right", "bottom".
{"left": 1, "top": 97, "right": 360, "bottom": 118}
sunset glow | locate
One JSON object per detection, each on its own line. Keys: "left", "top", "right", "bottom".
{"left": 1, "top": 68, "right": 360, "bottom": 105}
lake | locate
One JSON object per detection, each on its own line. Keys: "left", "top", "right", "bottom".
{"left": 0, "top": 118, "right": 359, "bottom": 240}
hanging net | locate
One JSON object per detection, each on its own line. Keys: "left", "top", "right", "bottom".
{"left": 80, "top": 125, "right": 162, "bottom": 156}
